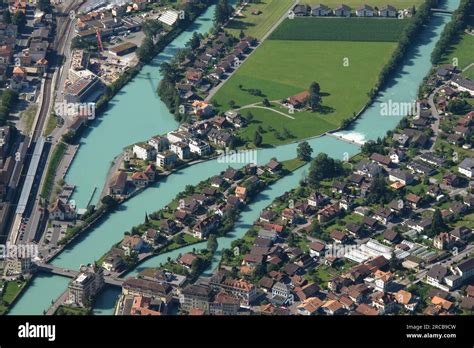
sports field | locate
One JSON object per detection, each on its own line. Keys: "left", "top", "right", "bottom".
{"left": 225, "top": 0, "right": 294, "bottom": 39}
{"left": 211, "top": 39, "right": 397, "bottom": 145}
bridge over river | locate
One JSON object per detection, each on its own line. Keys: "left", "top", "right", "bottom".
{"left": 36, "top": 263, "right": 124, "bottom": 287}
{"left": 430, "top": 8, "right": 454, "bottom": 13}
{"left": 36, "top": 263, "right": 124, "bottom": 315}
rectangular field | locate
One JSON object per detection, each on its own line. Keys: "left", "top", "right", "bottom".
{"left": 269, "top": 18, "right": 411, "bottom": 42}
{"left": 225, "top": 0, "right": 294, "bottom": 40}
{"left": 302, "top": 0, "right": 424, "bottom": 8}
{"left": 211, "top": 39, "right": 397, "bottom": 145}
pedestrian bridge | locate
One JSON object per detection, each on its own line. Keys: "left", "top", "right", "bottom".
{"left": 430, "top": 8, "right": 454, "bottom": 14}
{"left": 36, "top": 263, "right": 124, "bottom": 287}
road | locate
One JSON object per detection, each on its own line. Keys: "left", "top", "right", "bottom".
{"left": 427, "top": 86, "right": 442, "bottom": 151}
{"left": 237, "top": 102, "right": 296, "bottom": 119}
{"left": 462, "top": 62, "right": 474, "bottom": 72}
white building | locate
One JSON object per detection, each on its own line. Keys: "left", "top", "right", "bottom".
{"left": 148, "top": 136, "right": 169, "bottom": 152}
{"left": 451, "top": 75, "right": 474, "bottom": 96}
{"left": 356, "top": 4, "right": 374, "bottom": 16}
{"left": 158, "top": 9, "right": 180, "bottom": 27}
{"left": 167, "top": 131, "right": 191, "bottom": 144}
{"left": 156, "top": 151, "right": 178, "bottom": 169}
{"left": 379, "top": 5, "right": 397, "bottom": 17}
{"left": 189, "top": 139, "right": 211, "bottom": 156}
{"left": 311, "top": 4, "right": 331, "bottom": 16}
{"left": 458, "top": 158, "right": 474, "bottom": 178}
{"left": 133, "top": 143, "right": 155, "bottom": 161}
{"left": 170, "top": 141, "right": 190, "bottom": 160}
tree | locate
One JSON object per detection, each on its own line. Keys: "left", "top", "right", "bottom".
{"left": 253, "top": 131, "right": 262, "bottom": 147}
{"left": 239, "top": 29, "right": 245, "bottom": 39}
{"left": 431, "top": 209, "right": 447, "bottom": 235}
{"left": 207, "top": 234, "right": 218, "bottom": 252}
{"left": 184, "top": 185, "right": 195, "bottom": 195}
{"left": 297, "top": 141, "right": 313, "bottom": 161}
{"left": 282, "top": 127, "right": 292, "bottom": 139}
{"left": 175, "top": 234, "right": 185, "bottom": 245}
{"left": 253, "top": 262, "right": 266, "bottom": 279}
{"left": 214, "top": 0, "right": 233, "bottom": 26}
{"left": 13, "top": 11, "right": 27, "bottom": 32}
{"left": 262, "top": 98, "right": 270, "bottom": 107}
{"left": 62, "top": 130, "right": 75, "bottom": 144}
{"left": 191, "top": 257, "right": 205, "bottom": 276}
{"left": 144, "top": 212, "right": 149, "bottom": 224}
{"left": 389, "top": 251, "right": 398, "bottom": 270}
{"left": 308, "top": 153, "right": 343, "bottom": 187}
{"left": 136, "top": 36, "right": 155, "bottom": 63}
{"left": 245, "top": 111, "right": 254, "bottom": 123}
{"left": 186, "top": 32, "right": 201, "bottom": 50}
{"left": 367, "top": 174, "right": 392, "bottom": 204}
{"left": 142, "top": 19, "right": 163, "bottom": 39}
{"left": 101, "top": 195, "right": 118, "bottom": 210}
{"left": 228, "top": 100, "right": 236, "bottom": 109}
{"left": 287, "top": 233, "right": 297, "bottom": 247}
{"left": 3, "top": 10, "right": 11, "bottom": 24}
{"left": 310, "top": 220, "right": 322, "bottom": 238}
{"left": 310, "top": 81, "right": 321, "bottom": 95}
{"left": 37, "top": 0, "right": 52, "bottom": 12}
{"left": 447, "top": 99, "right": 470, "bottom": 115}
{"left": 308, "top": 81, "right": 321, "bottom": 112}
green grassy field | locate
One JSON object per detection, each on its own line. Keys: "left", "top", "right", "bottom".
{"left": 302, "top": 0, "right": 424, "bottom": 8}
{"left": 0, "top": 280, "right": 26, "bottom": 314}
{"left": 440, "top": 15, "right": 474, "bottom": 74}
{"left": 211, "top": 40, "right": 396, "bottom": 145}
{"left": 440, "top": 33, "right": 474, "bottom": 70}
{"left": 269, "top": 17, "right": 411, "bottom": 41}
{"left": 225, "top": 0, "right": 294, "bottom": 39}
{"left": 463, "top": 68, "right": 474, "bottom": 80}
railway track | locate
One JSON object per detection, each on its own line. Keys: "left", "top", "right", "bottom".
{"left": 1, "top": 1, "right": 84, "bottom": 239}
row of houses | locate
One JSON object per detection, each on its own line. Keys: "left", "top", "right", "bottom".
{"left": 292, "top": 3, "right": 404, "bottom": 18}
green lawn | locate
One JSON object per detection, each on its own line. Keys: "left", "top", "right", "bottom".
{"left": 43, "top": 112, "right": 59, "bottom": 136}
{"left": 270, "top": 17, "right": 410, "bottom": 42}
{"left": 440, "top": 32, "right": 474, "bottom": 70}
{"left": 440, "top": 14, "right": 474, "bottom": 71}
{"left": 225, "top": 0, "right": 294, "bottom": 39}
{"left": 212, "top": 40, "right": 396, "bottom": 145}
{"left": 456, "top": 213, "right": 474, "bottom": 229}
{"left": 0, "top": 280, "right": 26, "bottom": 314}
{"left": 20, "top": 105, "right": 37, "bottom": 134}
{"left": 55, "top": 305, "right": 91, "bottom": 315}
{"left": 282, "top": 158, "right": 307, "bottom": 171}
{"left": 463, "top": 68, "right": 474, "bottom": 80}
{"left": 302, "top": 0, "right": 424, "bottom": 8}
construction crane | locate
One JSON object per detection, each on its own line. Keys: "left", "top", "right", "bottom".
{"left": 96, "top": 28, "right": 104, "bottom": 52}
